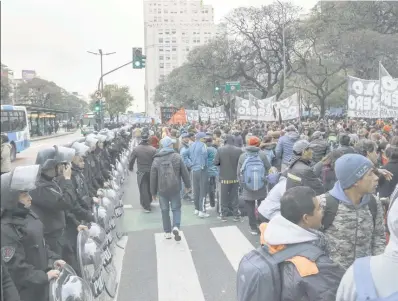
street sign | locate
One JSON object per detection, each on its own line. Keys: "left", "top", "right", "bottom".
{"left": 225, "top": 81, "right": 241, "bottom": 92}
{"left": 94, "top": 91, "right": 102, "bottom": 99}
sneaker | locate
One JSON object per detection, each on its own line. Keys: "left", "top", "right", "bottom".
{"left": 164, "top": 233, "right": 172, "bottom": 239}
{"left": 221, "top": 216, "right": 228, "bottom": 222}
{"left": 233, "top": 216, "right": 241, "bottom": 222}
{"left": 194, "top": 210, "right": 199, "bottom": 215}
{"left": 250, "top": 229, "right": 259, "bottom": 235}
{"left": 172, "top": 227, "right": 181, "bottom": 241}
{"left": 144, "top": 208, "right": 151, "bottom": 213}
{"left": 198, "top": 212, "right": 210, "bottom": 218}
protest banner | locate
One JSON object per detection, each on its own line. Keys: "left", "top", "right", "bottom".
{"left": 273, "top": 93, "right": 300, "bottom": 120}
{"left": 198, "top": 105, "right": 226, "bottom": 123}
{"left": 347, "top": 77, "right": 380, "bottom": 118}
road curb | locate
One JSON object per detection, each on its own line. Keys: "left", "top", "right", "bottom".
{"left": 30, "top": 131, "right": 79, "bottom": 142}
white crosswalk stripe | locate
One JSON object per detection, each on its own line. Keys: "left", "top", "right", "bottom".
{"left": 117, "top": 225, "right": 258, "bottom": 301}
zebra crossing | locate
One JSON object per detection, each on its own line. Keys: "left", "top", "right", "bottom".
{"left": 116, "top": 223, "right": 261, "bottom": 301}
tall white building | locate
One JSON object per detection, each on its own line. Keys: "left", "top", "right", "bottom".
{"left": 143, "top": 0, "right": 216, "bottom": 117}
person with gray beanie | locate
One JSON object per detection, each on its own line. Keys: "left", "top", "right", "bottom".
{"left": 318, "top": 154, "right": 386, "bottom": 270}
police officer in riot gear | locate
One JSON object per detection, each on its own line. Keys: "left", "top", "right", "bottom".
{"left": 1, "top": 260, "right": 20, "bottom": 301}
{"left": 85, "top": 135, "right": 104, "bottom": 191}
{"left": 70, "top": 142, "right": 97, "bottom": 218}
{"left": 94, "top": 135, "right": 111, "bottom": 182}
{"left": 1, "top": 165, "right": 66, "bottom": 301}
{"left": 30, "top": 147, "right": 75, "bottom": 255}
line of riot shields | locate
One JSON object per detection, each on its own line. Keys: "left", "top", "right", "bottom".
{"left": 49, "top": 125, "right": 135, "bottom": 301}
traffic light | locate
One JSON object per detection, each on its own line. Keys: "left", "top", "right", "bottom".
{"left": 141, "top": 54, "right": 146, "bottom": 68}
{"left": 95, "top": 100, "right": 100, "bottom": 112}
{"left": 133, "top": 47, "right": 143, "bottom": 69}
{"left": 214, "top": 80, "right": 221, "bottom": 93}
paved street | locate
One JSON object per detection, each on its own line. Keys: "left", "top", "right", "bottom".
{"left": 116, "top": 170, "right": 261, "bottom": 301}
{"left": 11, "top": 131, "right": 82, "bottom": 167}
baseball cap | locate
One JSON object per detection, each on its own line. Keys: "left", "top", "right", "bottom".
{"left": 160, "top": 136, "right": 176, "bottom": 148}
{"left": 181, "top": 133, "right": 190, "bottom": 138}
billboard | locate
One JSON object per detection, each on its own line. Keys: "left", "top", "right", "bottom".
{"left": 22, "top": 70, "right": 36, "bottom": 81}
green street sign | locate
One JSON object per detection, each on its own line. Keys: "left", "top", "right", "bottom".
{"left": 225, "top": 81, "right": 241, "bottom": 92}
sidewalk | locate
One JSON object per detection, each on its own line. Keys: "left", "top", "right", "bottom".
{"left": 30, "top": 130, "right": 79, "bottom": 142}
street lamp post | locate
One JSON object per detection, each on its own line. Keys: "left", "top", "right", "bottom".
{"left": 276, "top": 0, "right": 286, "bottom": 90}
{"left": 87, "top": 49, "right": 116, "bottom": 129}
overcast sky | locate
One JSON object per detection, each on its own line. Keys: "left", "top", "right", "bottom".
{"left": 2, "top": 0, "right": 317, "bottom": 111}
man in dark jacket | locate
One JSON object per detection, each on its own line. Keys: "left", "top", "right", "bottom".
{"left": 337, "top": 134, "right": 357, "bottom": 155}
{"left": 150, "top": 137, "right": 191, "bottom": 240}
{"left": 214, "top": 134, "right": 243, "bottom": 220}
{"left": 129, "top": 133, "right": 157, "bottom": 212}
{"left": 1, "top": 261, "right": 20, "bottom": 301}
{"left": 285, "top": 140, "right": 324, "bottom": 195}
{"left": 309, "top": 131, "right": 330, "bottom": 163}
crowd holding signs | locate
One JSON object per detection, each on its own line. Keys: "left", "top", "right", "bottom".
{"left": 347, "top": 63, "right": 398, "bottom": 118}
{"left": 159, "top": 65, "right": 396, "bottom": 124}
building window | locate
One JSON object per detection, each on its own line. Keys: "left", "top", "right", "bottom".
{"left": 172, "top": 47, "right": 177, "bottom": 51}
{"left": 160, "top": 63, "right": 164, "bottom": 68}
{"left": 166, "top": 56, "right": 171, "bottom": 60}
{"left": 159, "top": 55, "right": 164, "bottom": 60}
{"left": 172, "top": 30, "right": 176, "bottom": 34}
{"left": 159, "top": 38, "right": 163, "bottom": 43}
{"left": 159, "top": 48, "right": 164, "bottom": 52}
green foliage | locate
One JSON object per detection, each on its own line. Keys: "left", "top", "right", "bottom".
{"left": 154, "top": 1, "right": 398, "bottom": 117}
{"left": 1, "top": 75, "right": 11, "bottom": 104}
{"left": 90, "top": 84, "right": 134, "bottom": 121}
{"left": 15, "top": 77, "right": 88, "bottom": 119}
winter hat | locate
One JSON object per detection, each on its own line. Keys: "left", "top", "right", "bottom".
{"left": 248, "top": 136, "right": 261, "bottom": 146}
{"left": 334, "top": 154, "right": 373, "bottom": 189}
{"left": 292, "top": 140, "right": 310, "bottom": 156}
{"left": 195, "top": 132, "right": 206, "bottom": 140}
{"left": 160, "top": 136, "right": 176, "bottom": 148}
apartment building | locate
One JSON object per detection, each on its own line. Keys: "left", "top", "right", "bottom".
{"left": 143, "top": 0, "right": 216, "bottom": 117}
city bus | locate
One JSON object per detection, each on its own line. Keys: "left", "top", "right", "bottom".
{"left": 0, "top": 105, "right": 30, "bottom": 161}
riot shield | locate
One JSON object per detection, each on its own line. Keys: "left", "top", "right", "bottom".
{"left": 93, "top": 205, "right": 115, "bottom": 250}
{"left": 76, "top": 230, "right": 107, "bottom": 301}
{"left": 86, "top": 223, "right": 118, "bottom": 298}
{"left": 10, "top": 165, "right": 41, "bottom": 191}
{"left": 49, "top": 263, "right": 94, "bottom": 301}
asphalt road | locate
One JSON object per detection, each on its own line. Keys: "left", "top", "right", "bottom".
{"left": 116, "top": 171, "right": 260, "bottom": 301}
{"left": 11, "top": 131, "right": 82, "bottom": 167}
{"left": 12, "top": 135, "right": 260, "bottom": 301}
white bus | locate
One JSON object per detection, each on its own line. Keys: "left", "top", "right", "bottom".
{"left": 0, "top": 105, "right": 30, "bottom": 161}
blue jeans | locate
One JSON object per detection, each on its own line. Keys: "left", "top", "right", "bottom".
{"left": 159, "top": 194, "right": 182, "bottom": 233}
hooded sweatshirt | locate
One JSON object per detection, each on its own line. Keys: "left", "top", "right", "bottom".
{"left": 336, "top": 200, "right": 398, "bottom": 300}
{"left": 189, "top": 139, "right": 208, "bottom": 172}
{"left": 319, "top": 182, "right": 386, "bottom": 270}
{"left": 261, "top": 215, "right": 344, "bottom": 301}
{"left": 257, "top": 176, "right": 286, "bottom": 220}
{"left": 275, "top": 131, "right": 300, "bottom": 164}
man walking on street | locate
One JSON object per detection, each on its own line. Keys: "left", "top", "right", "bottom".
{"left": 214, "top": 134, "right": 243, "bottom": 220}
{"left": 190, "top": 132, "right": 209, "bottom": 218}
{"left": 129, "top": 133, "right": 157, "bottom": 212}
{"left": 151, "top": 137, "right": 191, "bottom": 240}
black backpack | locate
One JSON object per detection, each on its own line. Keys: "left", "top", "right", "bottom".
{"left": 322, "top": 193, "right": 378, "bottom": 230}
{"left": 157, "top": 154, "right": 180, "bottom": 197}
{"left": 237, "top": 243, "right": 324, "bottom": 301}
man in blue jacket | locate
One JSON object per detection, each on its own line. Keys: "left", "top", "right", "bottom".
{"left": 180, "top": 133, "right": 193, "bottom": 201}
{"left": 189, "top": 132, "right": 209, "bottom": 218}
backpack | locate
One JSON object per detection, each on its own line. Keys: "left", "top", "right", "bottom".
{"left": 237, "top": 243, "right": 324, "bottom": 301}
{"left": 322, "top": 193, "right": 378, "bottom": 230}
{"left": 157, "top": 154, "right": 180, "bottom": 197}
{"left": 353, "top": 256, "right": 398, "bottom": 301}
{"left": 240, "top": 153, "right": 266, "bottom": 192}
